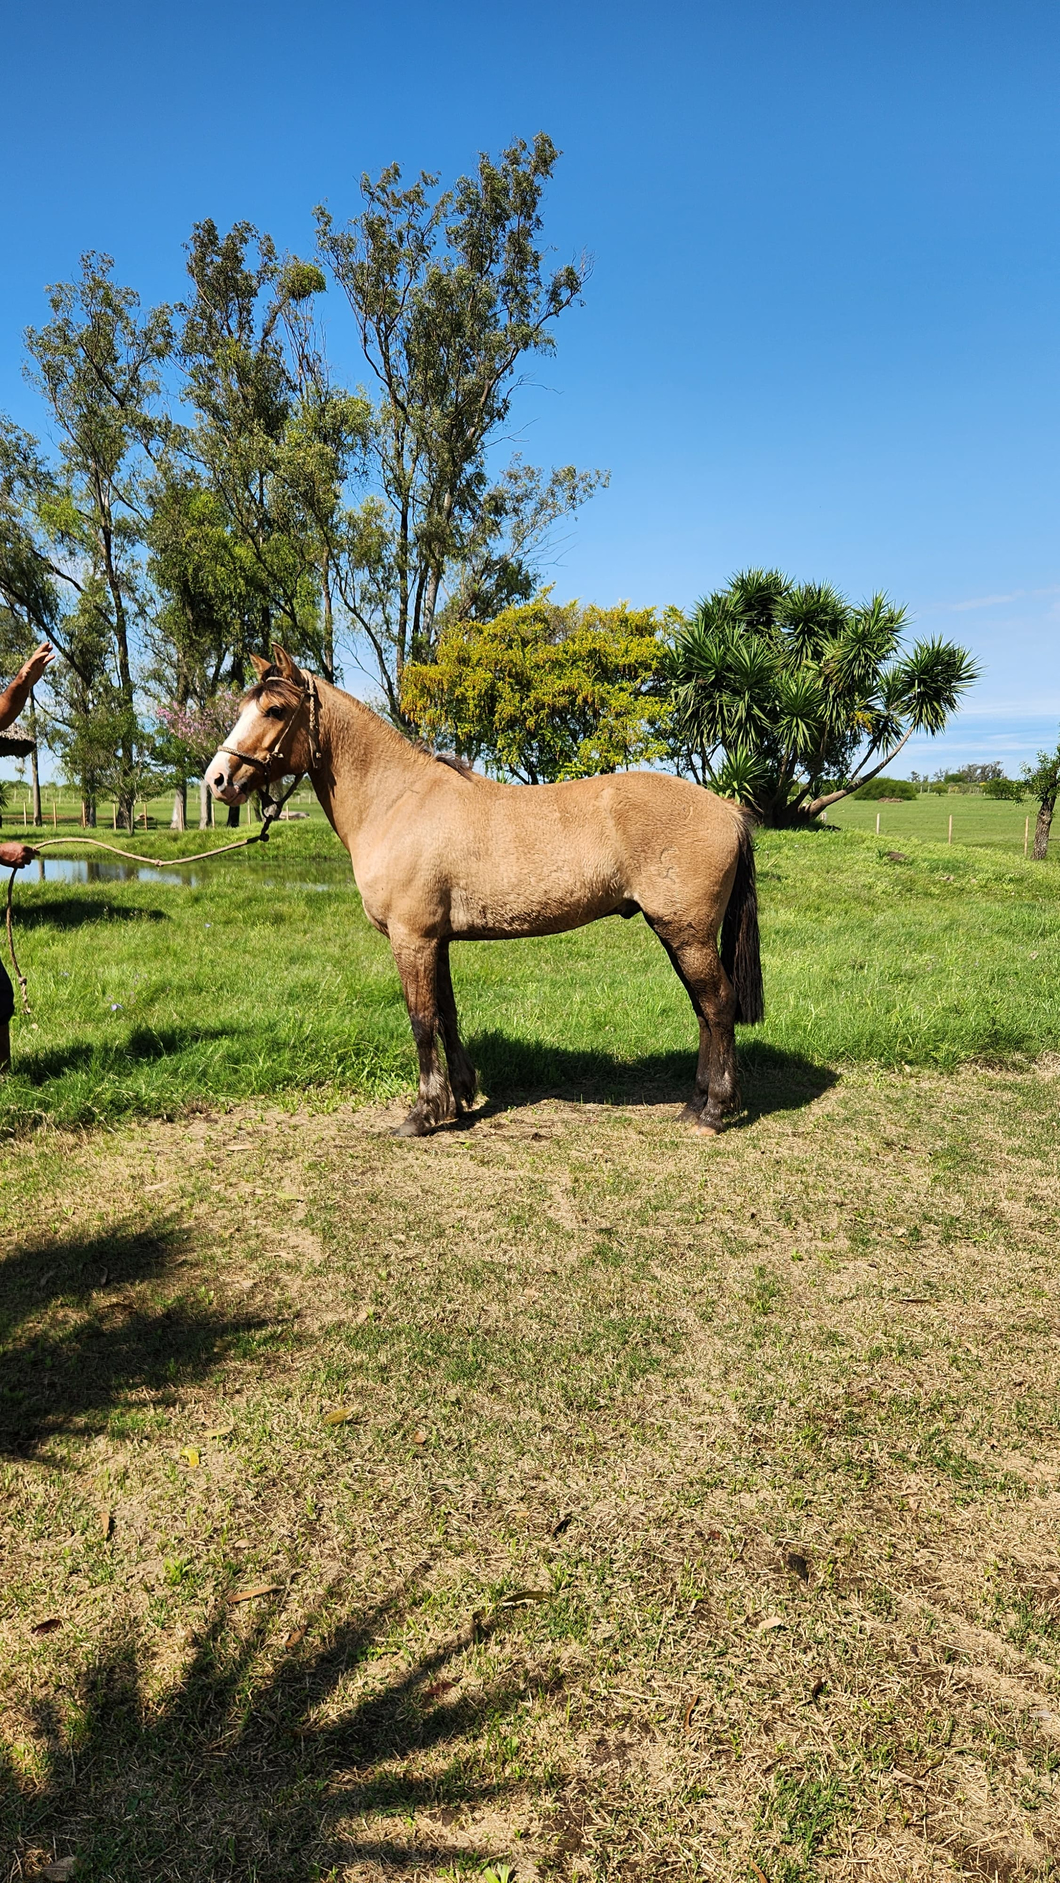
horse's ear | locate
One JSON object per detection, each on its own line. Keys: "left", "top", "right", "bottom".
{"left": 249, "top": 654, "right": 271, "bottom": 680}
{"left": 272, "top": 645, "right": 304, "bottom": 683}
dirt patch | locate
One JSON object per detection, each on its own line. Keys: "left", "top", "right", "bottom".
{"left": 3, "top": 1064, "right": 1060, "bottom": 1878}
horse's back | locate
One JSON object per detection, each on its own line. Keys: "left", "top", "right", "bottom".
{"left": 439, "top": 769, "right": 744, "bottom": 938}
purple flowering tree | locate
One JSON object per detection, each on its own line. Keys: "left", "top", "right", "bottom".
{"left": 155, "top": 690, "right": 244, "bottom": 829}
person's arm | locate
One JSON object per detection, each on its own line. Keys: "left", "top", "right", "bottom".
{"left": 0, "top": 642, "right": 54, "bottom": 734}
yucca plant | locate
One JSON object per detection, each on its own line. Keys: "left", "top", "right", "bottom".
{"left": 663, "top": 569, "right": 977, "bottom": 825}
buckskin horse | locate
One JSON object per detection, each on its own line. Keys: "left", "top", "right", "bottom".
{"left": 207, "top": 648, "right": 763, "bottom": 1138}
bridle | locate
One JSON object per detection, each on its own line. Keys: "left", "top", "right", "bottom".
{"left": 219, "top": 671, "right": 322, "bottom": 834}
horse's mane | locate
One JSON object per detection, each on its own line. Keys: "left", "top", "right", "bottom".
{"left": 245, "top": 669, "right": 483, "bottom": 780}
{"left": 413, "top": 741, "right": 480, "bottom": 781}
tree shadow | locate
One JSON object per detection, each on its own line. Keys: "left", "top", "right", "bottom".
{"left": 468, "top": 1032, "right": 837, "bottom": 1125}
{"left": 10, "top": 896, "right": 169, "bottom": 929}
{"left": 13, "top": 1025, "right": 238, "bottom": 1085}
{"left": 2, "top": 1570, "right": 550, "bottom": 1878}
{"left": 0, "top": 1218, "right": 269, "bottom": 1457}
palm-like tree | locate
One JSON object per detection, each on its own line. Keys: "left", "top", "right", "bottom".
{"left": 664, "top": 569, "right": 977, "bottom": 825}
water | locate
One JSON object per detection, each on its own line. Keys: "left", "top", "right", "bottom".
{"left": 25, "top": 856, "right": 353, "bottom": 892}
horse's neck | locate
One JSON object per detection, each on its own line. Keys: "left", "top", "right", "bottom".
{"left": 311, "top": 682, "right": 424, "bottom": 846}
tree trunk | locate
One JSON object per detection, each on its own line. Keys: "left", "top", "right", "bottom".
{"left": 28, "top": 695, "right": 41, "bottom": 825}
{"left": 171, "top": 783, "right": 187, "bottom": 831}
{"left": 199, "top": 777, "right": 212, "bottom": 829}
{"left": 1032, "top": 794, "right": 1055, "bottom": 861}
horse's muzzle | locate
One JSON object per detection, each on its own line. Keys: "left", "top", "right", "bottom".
{"left": 206, "top": 750, "right": 252, "bottom": 805}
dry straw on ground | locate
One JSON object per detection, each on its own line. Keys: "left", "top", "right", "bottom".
{"left": 2, "top": 1058, "right": 1060, "bottom": 1880}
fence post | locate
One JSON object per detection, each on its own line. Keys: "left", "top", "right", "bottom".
{"left": 875, "top": 811, "right": 881, "bottom": 836}
{"left": 948, "top": 813, "right": 953, "bottom": 845}
{"left": 1024, "top": 815, "right": 1029, "bottom": 858}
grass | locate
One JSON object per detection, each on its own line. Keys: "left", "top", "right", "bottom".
{"left": 829, "top": 791, "right": 1048, "bottom": 854}
{"left": 2, "top": 819, "right": 1060, "bottom": 1878}
{"left": 0, "top": 820, "right": 1058, "bottom": 1135}
{"left": 3, "top": 1064, "right": 1060, "bottom": 1879}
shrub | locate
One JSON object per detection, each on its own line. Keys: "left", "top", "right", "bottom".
{"left": 982, "top": 777, "right": 1024, "bottom": 801}
{"left": 852, "top": 777, "right": 917, "bottom": 800}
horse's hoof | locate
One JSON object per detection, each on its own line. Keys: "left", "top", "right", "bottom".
{"left": 393, "top": 1114, "right": 429, "bottom": 1138}
{"left": 694, "top": 1119, "right": 721, "bottom": 1137}
{"left": 677, "top": 1102, "right": 704, "bottom": 1125}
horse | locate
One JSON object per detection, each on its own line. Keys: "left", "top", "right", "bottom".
{"left": 207, "top": 647, "right": 764, "bottom": 1138}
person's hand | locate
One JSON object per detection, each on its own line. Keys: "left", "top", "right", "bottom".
{"left": 17, "top": 643, "right": 54, "bottom": 690}
{"left": 0, "top": 842, "right": 38, "bottom": 869}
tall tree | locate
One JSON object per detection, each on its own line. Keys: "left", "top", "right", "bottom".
{"left": 173, "top": 221, "right": 367, "bottom": 685}
{"left": 24, "top": 253, "right": 171, "bottom": 826}
{"left": 664, "top": 569, "right": 978, "bottom": 825}
{"left": 316, "top": 135, "right": 604, "bottom": 717}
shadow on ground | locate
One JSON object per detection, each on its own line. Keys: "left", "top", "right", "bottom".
{"left": 12, "top": 1025, "right": 238, "bottom": 1087}
{"left": 469, "top": 1032, "right": 837, "bottom": 1125}
{"left": 10, "top": 895, "right": 169, "bottom": 929}
{"left": 0, "top": 1218, "right": 269, "bottom": 1457}
{"left": 2, "top": 1573, "right": 544, "bottom": 1879}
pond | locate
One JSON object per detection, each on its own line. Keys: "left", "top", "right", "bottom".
{"left": 23, "top": 856, "right": 354, "bottom": 892}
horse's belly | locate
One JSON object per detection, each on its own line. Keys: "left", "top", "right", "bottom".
{"left": 448, "top": 882, "right": 621, "bottom": 939}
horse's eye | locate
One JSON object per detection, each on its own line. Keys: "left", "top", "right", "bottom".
{"left": 264, "top": 706, "right": 286, "bottom": 720}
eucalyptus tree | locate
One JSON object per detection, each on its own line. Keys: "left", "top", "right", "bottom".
{"left": 315, "top": 134, "right": 604, "bottom": 717}
{"left": 172, "top": 220, "right": 367, "bottom": 686}
{"left": 19, "top": 254, "right": 172, "bottom": 826}
{"left": 0, "top": 414, "right": 118, "bottom": 824}
{"left": 664, "top": 569, "right": 977, "bottom": 825}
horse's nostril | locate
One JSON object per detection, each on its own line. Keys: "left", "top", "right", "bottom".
{"left": 213, "top": 773, "right": 225, "bottom": 787}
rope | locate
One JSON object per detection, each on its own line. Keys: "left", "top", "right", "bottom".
{"left": 2, "top": 671, "right": 321, "bottom": 1022}
{"left": 3, "top": 777, "right": 306, "bottom": 1019}
{"left": 6, "top": 868, "right": 30, "bottom": 1016}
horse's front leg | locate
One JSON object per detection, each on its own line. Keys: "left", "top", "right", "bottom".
{"left": 390, "top": 936, "right": 455, "bottom": 1137}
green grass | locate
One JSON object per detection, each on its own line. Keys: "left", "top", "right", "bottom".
{"left": 830, "top": 789, "right": 1050, "bottom": 853}
{"left": 1, "top": 821, "right": 1058, "bottom": 1134}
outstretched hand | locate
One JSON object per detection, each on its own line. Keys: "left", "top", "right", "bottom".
{"left": 18, "top": 642, "right": 55, "bottom": 689}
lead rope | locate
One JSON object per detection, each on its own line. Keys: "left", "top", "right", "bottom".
{"left": 4, "top": 767, "right": 310, "bottom": 1019}
{"left": 4, "top": 674, "right": 322, "bottom": 1019}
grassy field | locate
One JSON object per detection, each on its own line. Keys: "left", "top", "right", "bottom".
{"left": 829, "top": 792, "right": 1046, "bottom": 855}
{"left": 2, "top": 821, "right": 1060, "bottom": 1881}
{"left": 0, "top": 820, "right": 1056, "bottom": 1136}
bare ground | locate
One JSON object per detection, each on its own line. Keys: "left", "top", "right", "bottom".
{"left": 2, "top": 1057, "right": 1060, "bottom": 1881}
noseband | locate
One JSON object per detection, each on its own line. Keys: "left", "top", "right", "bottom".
{"left": 219, "top": 672, "right": 322, "bottom": 832}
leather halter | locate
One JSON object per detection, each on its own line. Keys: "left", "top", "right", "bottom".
{"left": 220, "top": 673, "right": 322, "bottom": 782}
{"left": 219, "top": 672, "right": 322, "bottom": 830}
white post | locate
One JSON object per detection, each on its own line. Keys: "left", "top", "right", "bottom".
{"left": 1024, "top": 815, "right": 1029, "bottom": 858}
{"left": 948, "top": 813, "right": 953, "bottom": 845}
{"left": 875, "top": 811, "right": 881, "bottom": 836}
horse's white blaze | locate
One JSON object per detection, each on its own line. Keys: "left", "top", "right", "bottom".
{"left": 206, "top": 701, "right": 267, "bottom": 803}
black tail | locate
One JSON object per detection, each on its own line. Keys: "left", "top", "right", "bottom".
{"left": 720, "top": 814, "right": 764, "bottom": 1025}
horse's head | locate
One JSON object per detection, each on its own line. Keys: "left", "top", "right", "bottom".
{"left": 207, "top": 647, "right": 317, "bottom": 805}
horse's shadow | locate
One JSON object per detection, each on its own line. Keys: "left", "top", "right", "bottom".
{"left": 465, "top": 1033, "right": 836, "bottom": 1127}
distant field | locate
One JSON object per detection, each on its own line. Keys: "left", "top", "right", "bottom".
{"left": 829, "top": 790, "right": 1051, "bottom": 855}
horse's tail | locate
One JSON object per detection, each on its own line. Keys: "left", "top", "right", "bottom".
{"left": 720, "top": 812, "right": 764, "bottom": 1025}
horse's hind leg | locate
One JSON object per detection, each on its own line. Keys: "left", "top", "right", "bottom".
{"left": 436, "top": 941, "right": 478, "bottom": 1113}
{"left": 651, "top": 925, "right": 739, "bottom": 1133}
{"left": 389, "top": 935, "right": 455, "bottom": 1137}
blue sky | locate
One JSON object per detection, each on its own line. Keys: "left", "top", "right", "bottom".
{"left": 2, "top": 0, "right": 1057, "bottom": 773}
